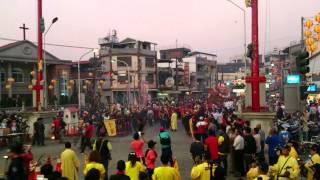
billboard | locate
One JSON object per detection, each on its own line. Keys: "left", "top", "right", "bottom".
{"left": 286, "top": 75, "right": 300, "bottom": 84}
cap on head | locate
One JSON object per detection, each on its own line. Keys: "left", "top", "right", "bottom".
{"left": 148, "top": 140, "right": 156, "bottom": 148}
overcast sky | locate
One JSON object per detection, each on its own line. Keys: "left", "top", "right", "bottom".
{"left": 0, "top": 0, "right": 319, "bottom": 62}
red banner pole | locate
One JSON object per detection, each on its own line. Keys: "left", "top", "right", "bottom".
{"left": 35, "top": 0, "right": 43, "bottom": 111}
{"left": 251, "top": 0, "right": 260, "bottom": 112}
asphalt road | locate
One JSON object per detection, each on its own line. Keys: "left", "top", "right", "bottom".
{"left": 0, "top": 121, "right": 247, "bottom": 179}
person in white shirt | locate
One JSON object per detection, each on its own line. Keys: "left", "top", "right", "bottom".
{"left": 233, "top": 129, "right": 245, "bottom": 176}
{"left": 253, "top": 128, "right": 261, "bottom": 154}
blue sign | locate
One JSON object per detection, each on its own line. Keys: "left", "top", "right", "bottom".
{"left": 286, "top": 75, "right": 300, "bottom": 84}
{"left": 307, "top": 84, "right": 317, "bottom": 92}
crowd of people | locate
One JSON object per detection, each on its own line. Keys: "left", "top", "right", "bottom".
{"left": 4, "top": 97, "right": 320, "bottom": 180}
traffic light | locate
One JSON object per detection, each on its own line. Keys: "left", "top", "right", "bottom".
{"left": 41, "top": 18, "right": 45, "bottom": 33}
{"left": 300, "top": 85, "right": 308, "bottom": 100}
{"left": 296, "top": 51, "right": 310, "bottom": 75}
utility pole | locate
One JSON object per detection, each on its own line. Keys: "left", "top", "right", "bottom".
{"left": 175, "top": 39, "right": 179, "bottom": 91}
{"left": 175, "top": 58, "right": 178, "bottom": 91}
{"left": 301, "top": 17, "right": 305, "bottom": 45}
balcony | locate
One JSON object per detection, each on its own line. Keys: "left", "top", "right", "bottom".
{"left": 100, "top": 48, "right": 156, "bottom": 56}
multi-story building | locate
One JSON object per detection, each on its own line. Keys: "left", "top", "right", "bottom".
{"left": 183, "top": 51, "right": 217, "bottom": 91}
{"left": 158, "top": 47, "right": 191, "bottom": 95}
{"left": 217, "top": 59, "right": 246, "bottom": 83}
{"left": 99, "top": 34, "right": 157, "bottom": 106}
{"left": 0, "top": 40, "right": 71, "bottom": 108}
{"left": 157, "top": 48, "right": 217, "bottom": 99}
{"left": 264, "top": 48, "right": 291, "bottom": 97}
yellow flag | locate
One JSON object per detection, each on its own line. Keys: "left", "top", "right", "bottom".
{"left": 104, "top": 119, "right": 117, "bottom": 136}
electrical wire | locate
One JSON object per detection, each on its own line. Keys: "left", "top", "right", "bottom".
{"left": 0, "top": 37, "right": 96, "bottom": 50}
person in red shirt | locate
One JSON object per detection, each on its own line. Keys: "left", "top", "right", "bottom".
{"left": 81, "top": 122, "right": 94, "bottom": 153}
{"left": 130, "top": 132, "right": 145, "bottom": 163}
{"left": 145, "top": 140, "right": 157, "bottom": 178}
{"left": 20, "top": 145, "right": 33, "bottom": 175}
{"left": 196, "top": 116, "right": 208, "bottom": 142}
{"left": 204, "top": 129, "right": 219, "bottom": 161}
{"left": 52, "top": 117, "right": 61, "bottom": 140}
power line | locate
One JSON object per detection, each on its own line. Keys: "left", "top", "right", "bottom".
{"left": 0, "top": 37, "right": 97, "bottom": 50}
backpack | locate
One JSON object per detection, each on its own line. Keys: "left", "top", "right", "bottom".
{"left": 95, "top": 138, "right": 111, "bottom": 160}
{"left": 160, "top": 135, "right": 171, "bottom": 145}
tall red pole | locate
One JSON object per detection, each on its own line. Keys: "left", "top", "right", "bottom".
{"left": 35, "top": 0, "right": 43, "bottom": 111}
{"left": 251, "top": 0, "right": 260, "bottom": 112}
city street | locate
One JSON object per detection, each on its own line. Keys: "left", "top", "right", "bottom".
{"left": 0, "top": 121, "right": 244, "bottom": 179}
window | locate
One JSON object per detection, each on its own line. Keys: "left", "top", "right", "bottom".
{"left": 12, "top": 68, "right": 24, "bottom": 83}
{"left": 59, "top": 71, "right": 68, "bottom": 96}
{"left": 117, "top": 56, "right": 132, "bottom": 67}
{"left": 0, "top": 69, "right": 5, "bottom": 82}
{"left": 118, "top": 75, "right": 129, "bottom": 84}
{"left": 146, "top": 74, "right": 154, "bottom": 84}
{"left": 145, "top": 58, "right": 155, "bottom": 68}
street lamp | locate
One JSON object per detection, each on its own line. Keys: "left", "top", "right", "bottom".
{"left": 43, "top": 17, "right": 58, "bottom": 110}
{"left": 226, "top": 0, "right": 247, "bottom": 75}
{"left": 78, "top": 49, "right": 98, "bottom": 110}
{"left": 111, "top": 59, "right": 131, "bottom": 108}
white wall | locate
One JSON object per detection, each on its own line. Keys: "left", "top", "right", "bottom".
{"left": 182, "top": 56, "right": 197, "bottom": 73}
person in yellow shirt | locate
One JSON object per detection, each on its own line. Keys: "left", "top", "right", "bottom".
{"left": 171, "top": 111, "right": 178, "bottom": 131}
{"left": 152, "top": 155, "right": 179, "bottom": 180}
{"left": 125, "top": 152, "right": 145, "bottom": 180}
{"left": 191, "top": 152, "right": 217, "bottom": 180}
{"left": 304, "top": 145, "right": 320, "bottom": 180}
{"left": 288, "top": 141, "right": 298, "bottom": 159}
{"left": 270, "top": 145, "right": 300, "bottom": 180}
{"left": 83, "top": 150, "right": 106, "bottom": 180}
{"left": 253, "top": 162, "right": 270, "bottom": 180}
{"left": 247, "top": 161, "right": 259, "bottom": 180}
{"left": 61, "top": 142, "right": 80, "bottom": 180}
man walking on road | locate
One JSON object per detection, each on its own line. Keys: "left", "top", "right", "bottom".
{"left": 159, "top": 127, "right": 173, "bottom": 166}
{"left": 81, "top": 121, "right": 94, "bottom": 153}
{"left": 152, "top": 155, "right": 179, "bottom": 180}
{"left": 61, "top": 142, "right": 80, "bottom": 180}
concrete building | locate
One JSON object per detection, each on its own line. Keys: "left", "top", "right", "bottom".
{"left": 157, "top": 48, "right": 217, "bottom": 98}
{"left": 99, "top": 34, "right": 157, "bottom": 106}
{"left": 217, "top": 59, "right": 246, "bottom": 83}
{"left": 158, "top": 48, "right": 191, "bottom": 95}
{"left": 0, "top": 40, "right": 70, "bottom": 109}
{"left": 264, "top": 49, "right": 289, "bottom": 97}
{"left": 183, "top": 51, "right": 217, "bottom": 92}
{"left": 264, "top": 43, "right": 303, "bottom": 98}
